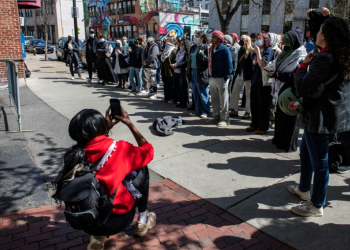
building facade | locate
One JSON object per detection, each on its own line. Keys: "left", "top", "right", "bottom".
{"left": 19, "top": 0, "right": 86, "bottom": 44}
{"left": 209, "top": 0, "right": 333, "bottom": 37}
{"left": 83, "top": 0, "right": 201, "bottom": 40}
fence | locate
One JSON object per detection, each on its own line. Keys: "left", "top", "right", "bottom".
{"left": 6, "top": 61, "right": 22, "bottom": 131}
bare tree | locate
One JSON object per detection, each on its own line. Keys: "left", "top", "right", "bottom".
{"left": 37, "top": 0, "right": 56, "bottom": 61}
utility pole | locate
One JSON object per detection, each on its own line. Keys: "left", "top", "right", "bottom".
{"left": 72, "top": 0, "right": 79, "bottom": 43}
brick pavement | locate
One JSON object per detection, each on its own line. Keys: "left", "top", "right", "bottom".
{"left": 0, "top": 179, "right": 294, "bottom": 250}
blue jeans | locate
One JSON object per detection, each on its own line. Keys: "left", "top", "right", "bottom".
{"left": 191, "top": 69, "right": 210, "bottom": 116}
{"left": 156, "top": 60, "right": 161, "bottom": 85}
{"left": 129, "top": 67, "right": 142, "bottom": 92}
{"left": 299, "top": 130, "right": 329, "bottom": 207}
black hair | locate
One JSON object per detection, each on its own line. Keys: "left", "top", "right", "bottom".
{"left": 196, "top": 31, "right": 209, "bottom": 44}
{"left": 135, "top": 36, "right": 143, "bottom": 45}
{"left": 250, "top": 33, "right": 257, "bottom": 39}
{"left": 322, "top": 17, "right": 350, "bottom": 77}
{"left": 51, "top": 109, "right": 109, "bottom": 202}
{"left": 100, "top": 35, "right": 106, "bottom": 39}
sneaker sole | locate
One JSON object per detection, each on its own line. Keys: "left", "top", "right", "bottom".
{"left": 290, "top": 207, "right": 323, "bottom": 217}
{"left": 89, "top": 242, "right": 104, "bottom": 250}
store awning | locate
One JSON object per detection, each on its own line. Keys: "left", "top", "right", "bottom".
{"left": 18, "top": 0, "right": 41, "bottom": 9}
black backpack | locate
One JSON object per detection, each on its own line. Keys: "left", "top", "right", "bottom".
{"left": 57, "top": 160, "right": 118, "bottom": 231}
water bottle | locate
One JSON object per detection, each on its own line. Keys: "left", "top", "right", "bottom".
{"left": 178, "top": 116, "right": 182, "bottom": 128}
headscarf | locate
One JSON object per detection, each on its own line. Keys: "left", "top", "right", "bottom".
{"left": 230, "top": 33, "right": 239, "bottom": 43}
{"left": 161, "top": 42, "right": 176, "bottom": 62}
{"left": 268, "top": 33, "right": 280, "bottom": 48}
{"left": 224, "top": 35, "right": 233, "bottom": 45}
{"left": 128, "top": 39, "right": 135, "bottom": 48}
{"left": 276, "top": 29, "right": 303, "bottom": 70}
{"left": 116, "top": 40, "right": 122, "bottom": 47}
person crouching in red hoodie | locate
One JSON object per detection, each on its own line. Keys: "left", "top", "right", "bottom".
{"left": 52, "top": 106, "right": 155, "bottom": 250}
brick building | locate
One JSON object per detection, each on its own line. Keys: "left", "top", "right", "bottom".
{"left": 0, "top": 0, "right": 27, "bottom": 86}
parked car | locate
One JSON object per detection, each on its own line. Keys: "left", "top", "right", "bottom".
{"left": 79, "top": 41, "right": 116, "bottom": 67}
{"left": 56, "top": 37, "right": 83, "bottom": 61}
{"left": 27, "top": 39, "right": 54, "bottom": 54}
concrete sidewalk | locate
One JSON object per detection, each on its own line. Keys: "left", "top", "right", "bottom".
{"left": 0, "top": 179, "right": 292, "bottom": 250}
{"left": 2, "top": 53, "right": 348, "bottom": 250}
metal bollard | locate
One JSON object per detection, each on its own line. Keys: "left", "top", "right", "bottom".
{"left": 33, "top": 48, "right": 36, "bottom": 56}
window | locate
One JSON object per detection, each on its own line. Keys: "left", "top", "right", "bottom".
{"left": 153, "top": 23, "right": 158, "bottom": 34}
{"left": 309, "top": 0, "right": 319, "bottom": 9}
{"left": 262, "top": 0, "right": 271, "bottom": 15}
{"left": 19, "top": 10, "right": 23, "bottom": 17}
{"left": 283, "top": 21, "right": 292, "bottom": 34}
{"left": 240, "top": 15, "right": 249, "bottom": 34}
{"left": 241, "top": 0, "right": 249, "bottom": 15}
{"left": 127, "top": 1, "right": 132, "bottom": 13}
{"left": 284, "top": 0, "right": 294, "bottom": 15}
{"left": 27, "top": 26, "right": 35, "bottom": 36}
{"left": 261, "top": 25, "right": 270, "bottom": 32}
{"left": 47, "top": 26, "right": 51, "bottom": 40}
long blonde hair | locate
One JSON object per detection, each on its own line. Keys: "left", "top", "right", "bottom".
{"left": 241, "top": 35, "right": 253, "bottom": 58}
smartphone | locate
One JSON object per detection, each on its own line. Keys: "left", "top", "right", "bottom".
{"left": 110, "top": 98, "right": 121, "bottom": 118}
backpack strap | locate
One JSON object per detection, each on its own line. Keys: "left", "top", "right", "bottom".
{"left": 322, "top": 73, "right": 339, "bottom": 87}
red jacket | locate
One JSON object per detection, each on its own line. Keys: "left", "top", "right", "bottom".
{"left": 85, "top": 135, "right": 154, "bottom": 214}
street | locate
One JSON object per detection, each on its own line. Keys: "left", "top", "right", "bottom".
{"left": 0, "top": 52, "right": 349, "bottom": 250}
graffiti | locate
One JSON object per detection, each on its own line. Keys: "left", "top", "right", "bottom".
{"left": 140, "top": 0, "right": 180, "bottom": 13}
{"left": 85, "top": 0, "right": 115, "bottom": 36}
{"left": 158, "top": 13, "right": 199, "bottom": 39}
{"left": 119, "top": 12, "right": 159, "bottom": 35}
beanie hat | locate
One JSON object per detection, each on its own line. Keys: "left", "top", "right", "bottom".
{"left": 224, "top": 35, "right": 233, "bottom": 45}
{"left": 212, "top": 30, "right": 225, "bottom": 42}
{"left": 128, "top": 39, "right": 136, "bottom": 48}
{"left": 230, "top": 33, "right": 239, "bottom": 43}
{"left": 148, "top": 32, "right": 156, "bottom": 38}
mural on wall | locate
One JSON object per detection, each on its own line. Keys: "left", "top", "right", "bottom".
{"left": 140, "top": 0, "right": 180, "bottom": 13}
{"left": 120, "top": 12, "right": 159, "bottom": 35}
{"left": 158, "top": 12, "right": 200, "bottom": 39}
{"left": 85, "top": 0, "right": 116, "bottom": 37}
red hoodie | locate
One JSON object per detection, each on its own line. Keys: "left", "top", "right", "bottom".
{"left": 84, "top": 135, "right": 154, "bottom": 214}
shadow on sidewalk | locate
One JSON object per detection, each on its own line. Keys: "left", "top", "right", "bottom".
{"left": 0, "top": 179, "right": 295, "bottom": 250}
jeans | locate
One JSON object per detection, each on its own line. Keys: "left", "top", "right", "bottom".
{"left": 143, "top": 68, "right": 157, "bottom": 94}
{"left": 229, "top": 75, "right": 251, "bottom": 113}
{"left": 191, "top": 69, "right": 210, "bottom": 116}
{"left": 209, "top": 77, "right": 230, "bottom": 121}
{"left": 299, "top": 131, "right": 329, "bottom": 207}
{"left": 129, "top": 67, "right": 142, "bottom": 92}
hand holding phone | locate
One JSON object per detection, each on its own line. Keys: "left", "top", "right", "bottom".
{"left": 110, "top": 98, "right": 122, "bottom": 118}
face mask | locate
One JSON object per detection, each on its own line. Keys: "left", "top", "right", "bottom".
{"left": 100, "top": 38, "right": 105, "bottom": 43}
{"left": 90, "top": 34, "right": 95, "bottom": 38}
{"left": 147, "top": 38, "right": 152, "bottom": 43}
{"left": 238, "top": 40, "right": 244, "bottom": 46}
{"left": 255, "top": 40, "right": 263, "bottom": 47}
{"left": 283, "top": 45, "right": 291, "bottom": 51}
{"left": 251, "top": 42, "right": 256, "bottom": 47}
{"left": 193, "top": 37, "right": 200, "bottom": 44}
{"left": 223, "top": 41, "right": 228, "bottom": 45}
{"left": 122, "top": 39, "right": 127, "bottom": 43}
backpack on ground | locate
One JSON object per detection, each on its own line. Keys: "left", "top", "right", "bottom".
{"left": 57, "top": 159, "right": 118, "bottom": 231}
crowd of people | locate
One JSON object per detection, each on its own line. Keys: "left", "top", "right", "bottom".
{"left": 54, "top": 7, "right": 350, "bottom": 250}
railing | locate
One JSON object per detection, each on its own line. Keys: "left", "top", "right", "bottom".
{"left": 0, "top": 59, "right": 32, "bottom": 132}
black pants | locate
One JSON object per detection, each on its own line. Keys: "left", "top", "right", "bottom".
{"left": 87, "top": 58, "right": 97, "bottom": 80}
{"left": 84, "top": 166, "right": 150, "bottom": 237}
{"left": 250, "top": 83, "right": 272, "bottom": 131}
{"left": 163, "top": 76, "right": 174, "bottom": 102}
{"left": 69, "top": 57, "right": 81, "bottom": 77}
{"left": 124, "top": 72, "right": 129, "bottom": 83}
{"left": 174, "top": 73, "right": 189, "bottom": 107}
{"left": 117, "top": 74, "right": 126, "bottom": 86}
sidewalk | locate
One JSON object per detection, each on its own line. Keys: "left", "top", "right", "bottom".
{"left": 0, "top": 179, "right": 293, "bottom": 250}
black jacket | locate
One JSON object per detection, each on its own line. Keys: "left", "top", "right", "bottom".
{"left": 64, "top": 41, "right": 82, "bottom": 68}
{"left": 295, "top": 50, "right": 350, "bottom": 134}
{"left": 186, "top": 44, "right": 209, "bottom": 84}
{"left": 174, "top": 50, "right": 188, "bottom": 76}
{"left": 96, "top": 41, "right": 109, "bottom": 59}
{"left": 129, "top": 46, "right": 144, "bottom": 69}
{"left": 111, "top": 47, "right": 129, "bottom": 69}
{"left": 86, "top": 37, "right": 99, "bottom": 60}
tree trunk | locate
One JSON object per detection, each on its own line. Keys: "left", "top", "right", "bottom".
{"left": 44, "top": 27, "right": 48, "bottom": 61}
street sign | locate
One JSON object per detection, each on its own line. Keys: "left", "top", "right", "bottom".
{"left": 19, "top": 17, "right": 24, "bottom": 27}
{"left": 71, "top": 7, "right": 79, "bottom": 18}
{"left": 159, "top": 27, "right": 167, "bottom": 35}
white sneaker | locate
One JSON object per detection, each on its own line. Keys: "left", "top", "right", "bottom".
{"left": 199, "top": 114, "right": 208, "bottom": 118}
{"left": 141, "top": 90, "right": 148, "bottom": 94}
{"left": 217, "top": 120, "right": 229, "bottom": 127}
{"left": 290, "top": 200, "right": 323, "bottom": 217}
{"left": 80, "top": 76, "right": 86, "bottom": 80}
{"left": 287, "top": 185, "right": 311, "bottom": 201}
{"left": 149, "top": 94, "right": 157, "bottom": 99}
{"left": 71, "top": 76, "right": 74, "bottom": 80}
